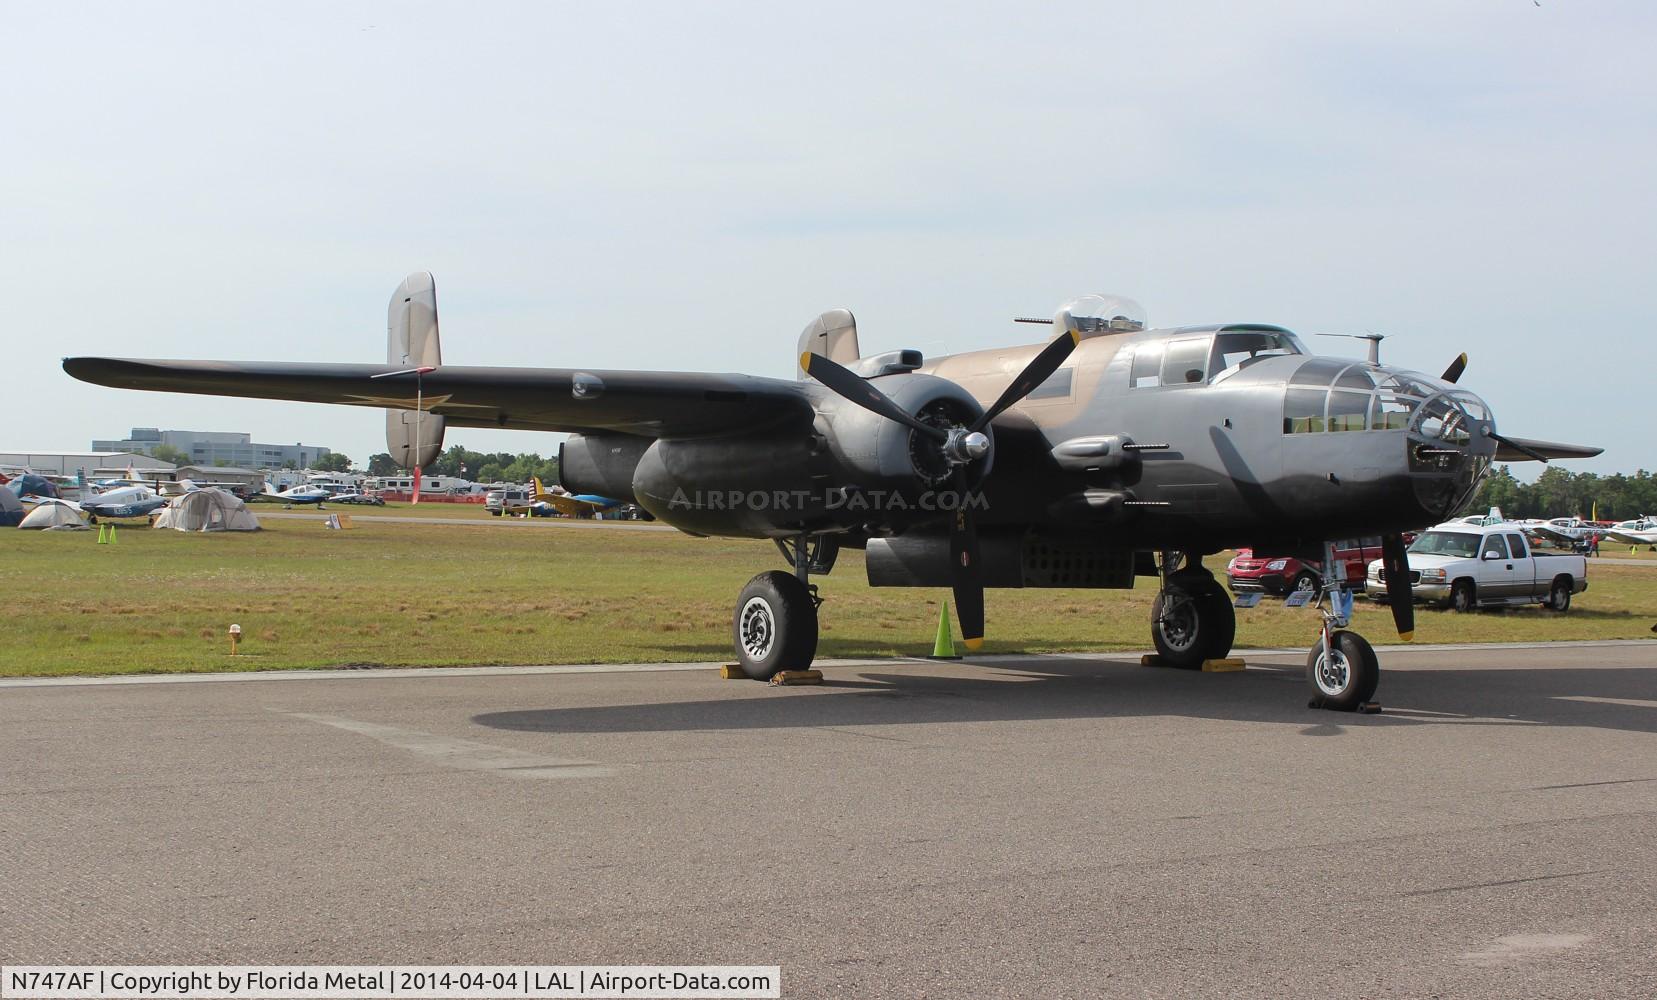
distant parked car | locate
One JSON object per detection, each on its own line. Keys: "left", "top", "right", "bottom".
{"left": 485, "top": 488, "right": 531, "bottom": 515}
{"left": 1227, "top": 537, "right": 1386, "bottom": 594}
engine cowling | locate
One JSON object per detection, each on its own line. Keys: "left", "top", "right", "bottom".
{"left": 818, "top": 372, "right": 991, "bottom": 493}
{"left": 559, "top": 434, "right": 649, "bottom": 502}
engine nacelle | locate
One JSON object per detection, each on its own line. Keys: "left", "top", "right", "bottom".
{"left": 819, "top": 372, "right": 990, "bottom": 491}
{"left": 559, "top": 433, "right": 649, "bottom": 502}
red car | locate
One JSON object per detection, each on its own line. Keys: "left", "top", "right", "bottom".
{"left": 1226, "top": 537, "right": 1386, "bottom": 595}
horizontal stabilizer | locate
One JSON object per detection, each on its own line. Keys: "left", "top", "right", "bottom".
{"left": 1492, "top": 436, "right": 1603, "bottom": 463}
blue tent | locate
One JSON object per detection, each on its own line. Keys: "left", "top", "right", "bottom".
{"left": 7, "top": 474, "right": 59, "bottom": 500}
{"left": 0, "top": 488, "right": 21, "bottom": 527}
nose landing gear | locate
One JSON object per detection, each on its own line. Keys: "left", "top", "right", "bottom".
{"left": 1304, "top": 543, "right": 1381, "bottom": 712}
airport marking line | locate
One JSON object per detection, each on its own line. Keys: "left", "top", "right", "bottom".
{"left": 1555, "top": 694, "right": 1657, "bottom": 710}
{"left": 277, "top": 711, "right": 616, "bottom": 780}
{"left": 0, "top": 640, "right": 1650, "bottom": 689}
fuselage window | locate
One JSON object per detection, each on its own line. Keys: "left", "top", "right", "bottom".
{"left": 1327, "top": 391, "right": 1370, "bottom": 432}
{"left": 1160, "top": 337, "right": 1212, "bottom": 387}
{"left": 1129, "top": 342, "right": 1163, "bottom": 388}
{"left": 1284, "top": 388, "right": 1326, "bottom": 433}
{"left": 1374, "top": 395, "right": 1416, "bottom": 430}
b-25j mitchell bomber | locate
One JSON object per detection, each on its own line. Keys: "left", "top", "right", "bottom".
{"left": 64, "top": 273, "right": 1601, "bottom": 710}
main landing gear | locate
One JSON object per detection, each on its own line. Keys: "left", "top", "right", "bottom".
{"left": 731, "top": 535, "right": 836, "bottom": 680}
{"left": 1150, "top": 552, "right": 1236, "bottom": 668}
{"left": 1304, "top": 542, "right": 1380, "bottom": 712}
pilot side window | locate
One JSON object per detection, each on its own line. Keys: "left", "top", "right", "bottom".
{"left": 1160, "top": 337, "right": 1211, "bottom": 387}
{"left": 1129, "top": 342, "right": 1163, "bottom": 388}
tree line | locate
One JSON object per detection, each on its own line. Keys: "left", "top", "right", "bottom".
{"left": 1462, "top": 466, "right": 1656, "bottom": 521}
{"left": 364, "top": 445, "right": 560, "bottom": 486}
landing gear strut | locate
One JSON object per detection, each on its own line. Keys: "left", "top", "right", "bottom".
{"left": 731, "top": 534, "right": 831, "bottom": 680}
{"left": 1305, "top": 541, "right": 1380, "bottom": 711}
{"left": 1150, "top": 552, "right": 1236, "bottom": 668}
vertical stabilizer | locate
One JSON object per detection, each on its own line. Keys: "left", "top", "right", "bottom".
{"left": 385, "top": 272, "right": 446, "bottom": 469}
{"left": 796, "top": 309, "right": 860, "bottom": 379}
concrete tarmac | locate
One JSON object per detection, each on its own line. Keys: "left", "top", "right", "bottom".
{"left": 4, "top": 642, "right": 1655, "bottom": 998}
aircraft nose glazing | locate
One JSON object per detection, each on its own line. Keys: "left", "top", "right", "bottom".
{"left": 1407, "top": 390, "right": 1495, "bottom": 521}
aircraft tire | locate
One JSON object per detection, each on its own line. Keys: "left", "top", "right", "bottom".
{"left": 732, "top": 570, "right": 818, "bottom": 680}
{"left": 1151, "top": 573, "right": 1235, "bottom": 668}
{"left": 1306, "top": 630, "right": 1378, "bottom": 711}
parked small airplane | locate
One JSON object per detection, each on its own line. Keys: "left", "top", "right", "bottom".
{"left": 64, "top": 273, "right": 1603, "bottom": 710}
{"left": 79, "top": 484, "right": 170, "bottom": 520}
{"left": 1603, "top": 517, "right": 1657, "bottom": 548}
{"left": 1523, "top": 516, "right": 1603, "bottom": 547}
{"left": 254, "top": 483, "right": 332, "bottom": 505}
{"left": 515, "top": 476, "right": 622, "bottom": 518}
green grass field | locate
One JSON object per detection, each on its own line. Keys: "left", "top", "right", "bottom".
{"left": 2, "top": 517, "right": 1653, "bottom": 677}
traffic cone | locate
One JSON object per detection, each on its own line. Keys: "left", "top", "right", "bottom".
{"left": 96, "top": 524, "right": 107, "bottom": 544}
{"left": 927, "top": 601, "right": 962, "bottom": 660}
{"left": 109, "top": 524, "right": 118, "bottom": 544}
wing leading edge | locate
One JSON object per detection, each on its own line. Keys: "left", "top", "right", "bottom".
{"left": 62, "top": 358, "right": 815, "bottom": 439}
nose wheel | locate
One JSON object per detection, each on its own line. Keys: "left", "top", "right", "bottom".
{"left": 1303, "top": 542, "right": 1383, "bottom": 712}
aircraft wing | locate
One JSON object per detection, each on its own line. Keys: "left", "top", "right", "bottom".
{"left": 545, "top": 495, "right": 608, "bottom": 517}
{"left": 62, "top": 358, "right": 816, "bottom": 438}
{"left": 1493, "top": 436, "right": 1604, "bottom": 462}
{"left": 1525, "top": 523, "right": 1576, "bottom": 545}
{"left": 1604, "top": 530, "right": 1652, "bottom": 547}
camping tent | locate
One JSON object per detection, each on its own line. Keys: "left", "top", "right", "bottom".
{"left": 152, "top": 488, "right": 260, "bottom": 532}
{"left": 7, "top": 474, "right": 59, "bottom": 500}
{"left": 0, "top": 489, "right": 21, "bottom": 527}
{"left": 19, "top": 500, "right": 88, "bottom": 530}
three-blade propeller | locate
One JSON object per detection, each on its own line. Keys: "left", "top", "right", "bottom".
{"left": 803, "top": 328, "right": 1081, "bottom": 651}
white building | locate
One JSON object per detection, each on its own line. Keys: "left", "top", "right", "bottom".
{"left": 92, "top": 427, "right": 331, "bottom": 469}
{"left": 0, "top": 451, "right": 176, "bottom": 478}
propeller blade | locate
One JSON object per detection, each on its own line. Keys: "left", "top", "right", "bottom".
{"left": 968, "top": 329, "right": 1082, "bottom": 433}
{"left": 1381, "top": 533, "right": 1415, "bottom": 641}
{"left": 411, "top": 465, "right": 422, "bottom": 505}
{"left": 948, "top": 467, "right": 984, "bottom": 652}
{"left": 1441, "top": 353, "right": 1467, "bottom": 384}
{"left": 802, "top": 352, "right": 948, "bottom": 441}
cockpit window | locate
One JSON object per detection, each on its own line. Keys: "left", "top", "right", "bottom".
{"left": 1161, "top": 337, "right": 1212, "bottom": 387}
{"left": 1209, "top": 331, "right": 1301, "bottom": 385}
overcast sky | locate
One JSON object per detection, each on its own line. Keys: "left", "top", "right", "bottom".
{"left": 4, "top": 2, "right": 1650, "bottom": 476}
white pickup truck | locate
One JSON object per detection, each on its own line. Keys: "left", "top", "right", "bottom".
{"left": 1365, "top": 521, "right": 1588, "bottom": 612}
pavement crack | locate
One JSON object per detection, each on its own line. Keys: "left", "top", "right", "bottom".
{"left": 1536, "top": 776, "right": 1657, "bottom": 790}
{"left": 1399, "top": 869, "right": 1606, "bottom": 897}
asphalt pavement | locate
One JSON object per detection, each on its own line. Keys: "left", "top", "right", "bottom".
{"left": 3, "top": 642, "right": 1655, "bottom": 998}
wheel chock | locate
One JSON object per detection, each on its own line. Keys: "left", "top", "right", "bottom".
{"left": 1201, "top": 658, "right": 1246, "bottom": 672}
{"left": 770, "top": 669, "right": 823, "bottom": 686}
{"left": 1357, "top": 701, "right": 1383, "bottom": 714}
{"left": 719, "top": 664, "right": 749, "bottom": 679}
{"left": 1140, "top": 654, "right": 1166, "bottom": 667}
